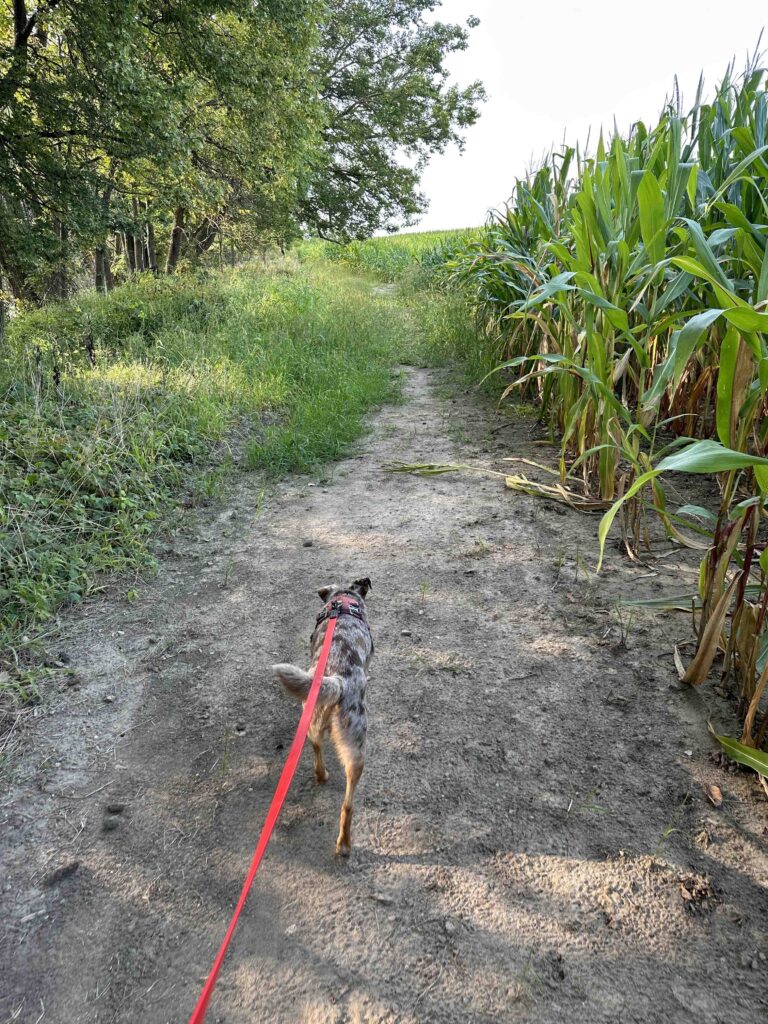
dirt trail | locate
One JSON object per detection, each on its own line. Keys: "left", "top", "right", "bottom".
{"left": 2, "top": 368, "right": 768, "bottom": 1024}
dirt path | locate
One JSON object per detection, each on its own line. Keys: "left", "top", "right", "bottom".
{"left": 2, "top": 368, "right": 768, "bottom": 1024}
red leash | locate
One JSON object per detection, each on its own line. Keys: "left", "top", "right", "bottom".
{"left": 188, "top": 616, "right": 338, "bottom": 1024}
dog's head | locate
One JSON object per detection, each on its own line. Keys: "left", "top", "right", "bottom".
{"left": 318, "top": 577, "right": 372, "bottom": 604}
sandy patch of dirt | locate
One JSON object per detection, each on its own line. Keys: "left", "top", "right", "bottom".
{"left": 1, "top": 368, "right": 767, "bottom": 1023}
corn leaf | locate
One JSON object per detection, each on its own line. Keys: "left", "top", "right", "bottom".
{"left": 637, "top": 170, "right": 666, "bottom": 264}
{"left": 656, "top": 440, "right": 768, "bottom": 474}
{"left": 710, "top": 728, "right": 768, "bottom": 777}
{"left": 716, "top": 327, "right": 740, "bottom": 446}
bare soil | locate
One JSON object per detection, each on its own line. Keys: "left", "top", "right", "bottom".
{"left": 2, "top": 367, "right": 768, "bottom": 1024}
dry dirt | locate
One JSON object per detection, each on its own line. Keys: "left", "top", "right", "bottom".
{"left": 2, "top": 367, "right": 768, "bottom": 1024}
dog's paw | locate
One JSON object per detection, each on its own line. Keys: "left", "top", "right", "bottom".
{"left": 316, "top": 769, "right": 329, "bottom": 785}
{"left": 335, "top": 839, "right": 351, "bottom": 858}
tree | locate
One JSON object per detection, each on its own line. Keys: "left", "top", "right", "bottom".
{"left": 302, "top": 0, "right": 485, "bottom": 240}
{"left": 0, "top": 0, "right": 484, "bottom": 301}
{"left": 0, "top": 0, "right": 319, "bottom": 297}
{"left": 138, "top": 0, "right": 321, "bottom": 272}
{"left": 1, "top": 1, "right": 196, "bottom": 299}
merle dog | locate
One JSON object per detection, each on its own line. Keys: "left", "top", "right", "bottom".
{"left": 272, "top": 578, "right": 373, "bottom": 856}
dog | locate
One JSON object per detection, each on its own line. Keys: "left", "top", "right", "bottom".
{"left": 272, "top": 577, "right": 373, "bottom": 856}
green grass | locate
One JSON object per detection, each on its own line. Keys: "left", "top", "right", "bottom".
{"left": 0, "top": 260, "right": 417, "bottom": 677}
{"left": 299, "top": 228, "right": 479, "bottom": 282}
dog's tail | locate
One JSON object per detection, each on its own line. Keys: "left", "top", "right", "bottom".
{"left": 272, "top": 663, "right": 344, "bottom": 706}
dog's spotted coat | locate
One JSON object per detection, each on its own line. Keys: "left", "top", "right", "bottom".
{"left": 272, "top": 578, "right": 373, "bottom": 856}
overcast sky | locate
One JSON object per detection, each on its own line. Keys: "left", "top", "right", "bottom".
{"left": 409, "top": 0, "right": 768, "bottom": 231}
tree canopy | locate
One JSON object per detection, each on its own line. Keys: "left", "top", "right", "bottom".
{"left": 0, "top": 0, "right": 483, "bottom": 301}
{"left": 304, "top": 1, "right": 484, "bottom": 240}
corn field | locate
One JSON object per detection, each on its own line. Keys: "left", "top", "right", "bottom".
{"left": 442, "top": 59, "right": 768, "bottom": 758}
{"left": 303, "top": 229, "right": 477, "bottom": 281}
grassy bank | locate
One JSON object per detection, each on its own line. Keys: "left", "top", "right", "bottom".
{"left": 0, "top": 261, "right": 415, "bottom": 688}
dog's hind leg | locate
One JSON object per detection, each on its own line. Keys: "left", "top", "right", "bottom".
{"left": 309, "top": 723, "right": 329, "bottom": 784}
{"left": 311, "top": 738, "right": 329, "bottom": 785}
{"left": 336, "top": 754, "right": 363, "bottom": 857}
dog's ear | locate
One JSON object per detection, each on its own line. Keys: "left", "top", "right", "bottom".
{"left": 318, "top": 584, "right": 336, "bottom": 602}
{"left": 351, "top": 577, "right": 372, "bottom": 598}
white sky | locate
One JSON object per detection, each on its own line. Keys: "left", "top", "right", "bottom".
{"left": 408, "top": 0, "right": 768, "bottom": 231}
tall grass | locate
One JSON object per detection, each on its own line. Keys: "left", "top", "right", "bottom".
{"left": 440, "top": 56, "right": 768, "bottom": 754}
{"left": 0, "top": 261, "right": 409, "bottom": 680}
{"left": 300, "top": 229, "right": 478, "bottom": 282}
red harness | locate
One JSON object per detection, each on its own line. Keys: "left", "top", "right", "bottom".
{"left": 315, "top": 593, "right": 365, "bottom": 628}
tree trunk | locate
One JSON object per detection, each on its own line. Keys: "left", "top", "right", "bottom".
{"left": 193, "top": 217, "right": 219, "bottom": 257}
{"left": 104, "top": 246, "right": 114, "bottom": 291}
{"left": 114, "top": 232, "right": 123, "bottom": 279}
{"left": 134, "top": 233, "right": 144, "bottom": 270}
{"left": 124, "top": 232, "right": 136, "bottom": 272}
{"left": 165, "top": 206, "right": 185, "bottom": 274}
{"left": 50, "top": 219, "right": 68, "bottom": 299}
{"left": 94, "top": 247, "right": 106, "bottom": 293}
{"left": 0, "top": 0, "right": 35, "bottom": 108}
{"left": 97, "top": 170, "right": 115, "bottom": 290}
{"left": 132, "top": 197, "right": 145, "bottom": 270}
{"left": 146, "top": 216, "right": 157, "bottom": 274}
{"left": 0, "top": 274, "right": 5, "bottom": 348}
{"left": 0, "top": 244, "right": 40, "bottom": 304}
{"left": 142, "top": 223, "right": 150, "bottom": 271}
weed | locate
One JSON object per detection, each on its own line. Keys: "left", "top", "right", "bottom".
{"left": 217, "top": 725, "right": 233, "bottom": 778}
{"left": 508, "top": 947, "right": 546, "bottom": 1005}
{"left": 573, "top": 543, "right": 592, "bottom": 584}
{"left": 654, "top": 792, "right": 693, "bottom": 857}
{"left": 567, "top": 787, "right": 607, "bottom": 816}
{"left": 222, "top": 557, "right": 235, "bottom": 589}
{"left": 613, "top": 603, "right": 634, "bottom": 649}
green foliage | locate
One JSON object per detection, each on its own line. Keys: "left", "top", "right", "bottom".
{"left": 0, "top": 260, "right": 410, "bottom": 668}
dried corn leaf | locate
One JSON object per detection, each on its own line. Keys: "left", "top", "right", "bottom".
{"left": 504, "top": 473, "right": 611, "bottom": 512}
{"left": 501, "top": 457, "right": 561, "bottom": 476}
{"left": 673, "top": 645, "right": 686, "bottom": 680}
{"left": 741, "top": 660, "right": 768, "bottom": 746}
{"left": 385, "top": 461, "right": 508, "bottom": 480}
{"left": 386, "top": 461, "right": 469, "bottom": 476}
{"left": 682, "top": 577, "right": 738, "bottom": 685}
